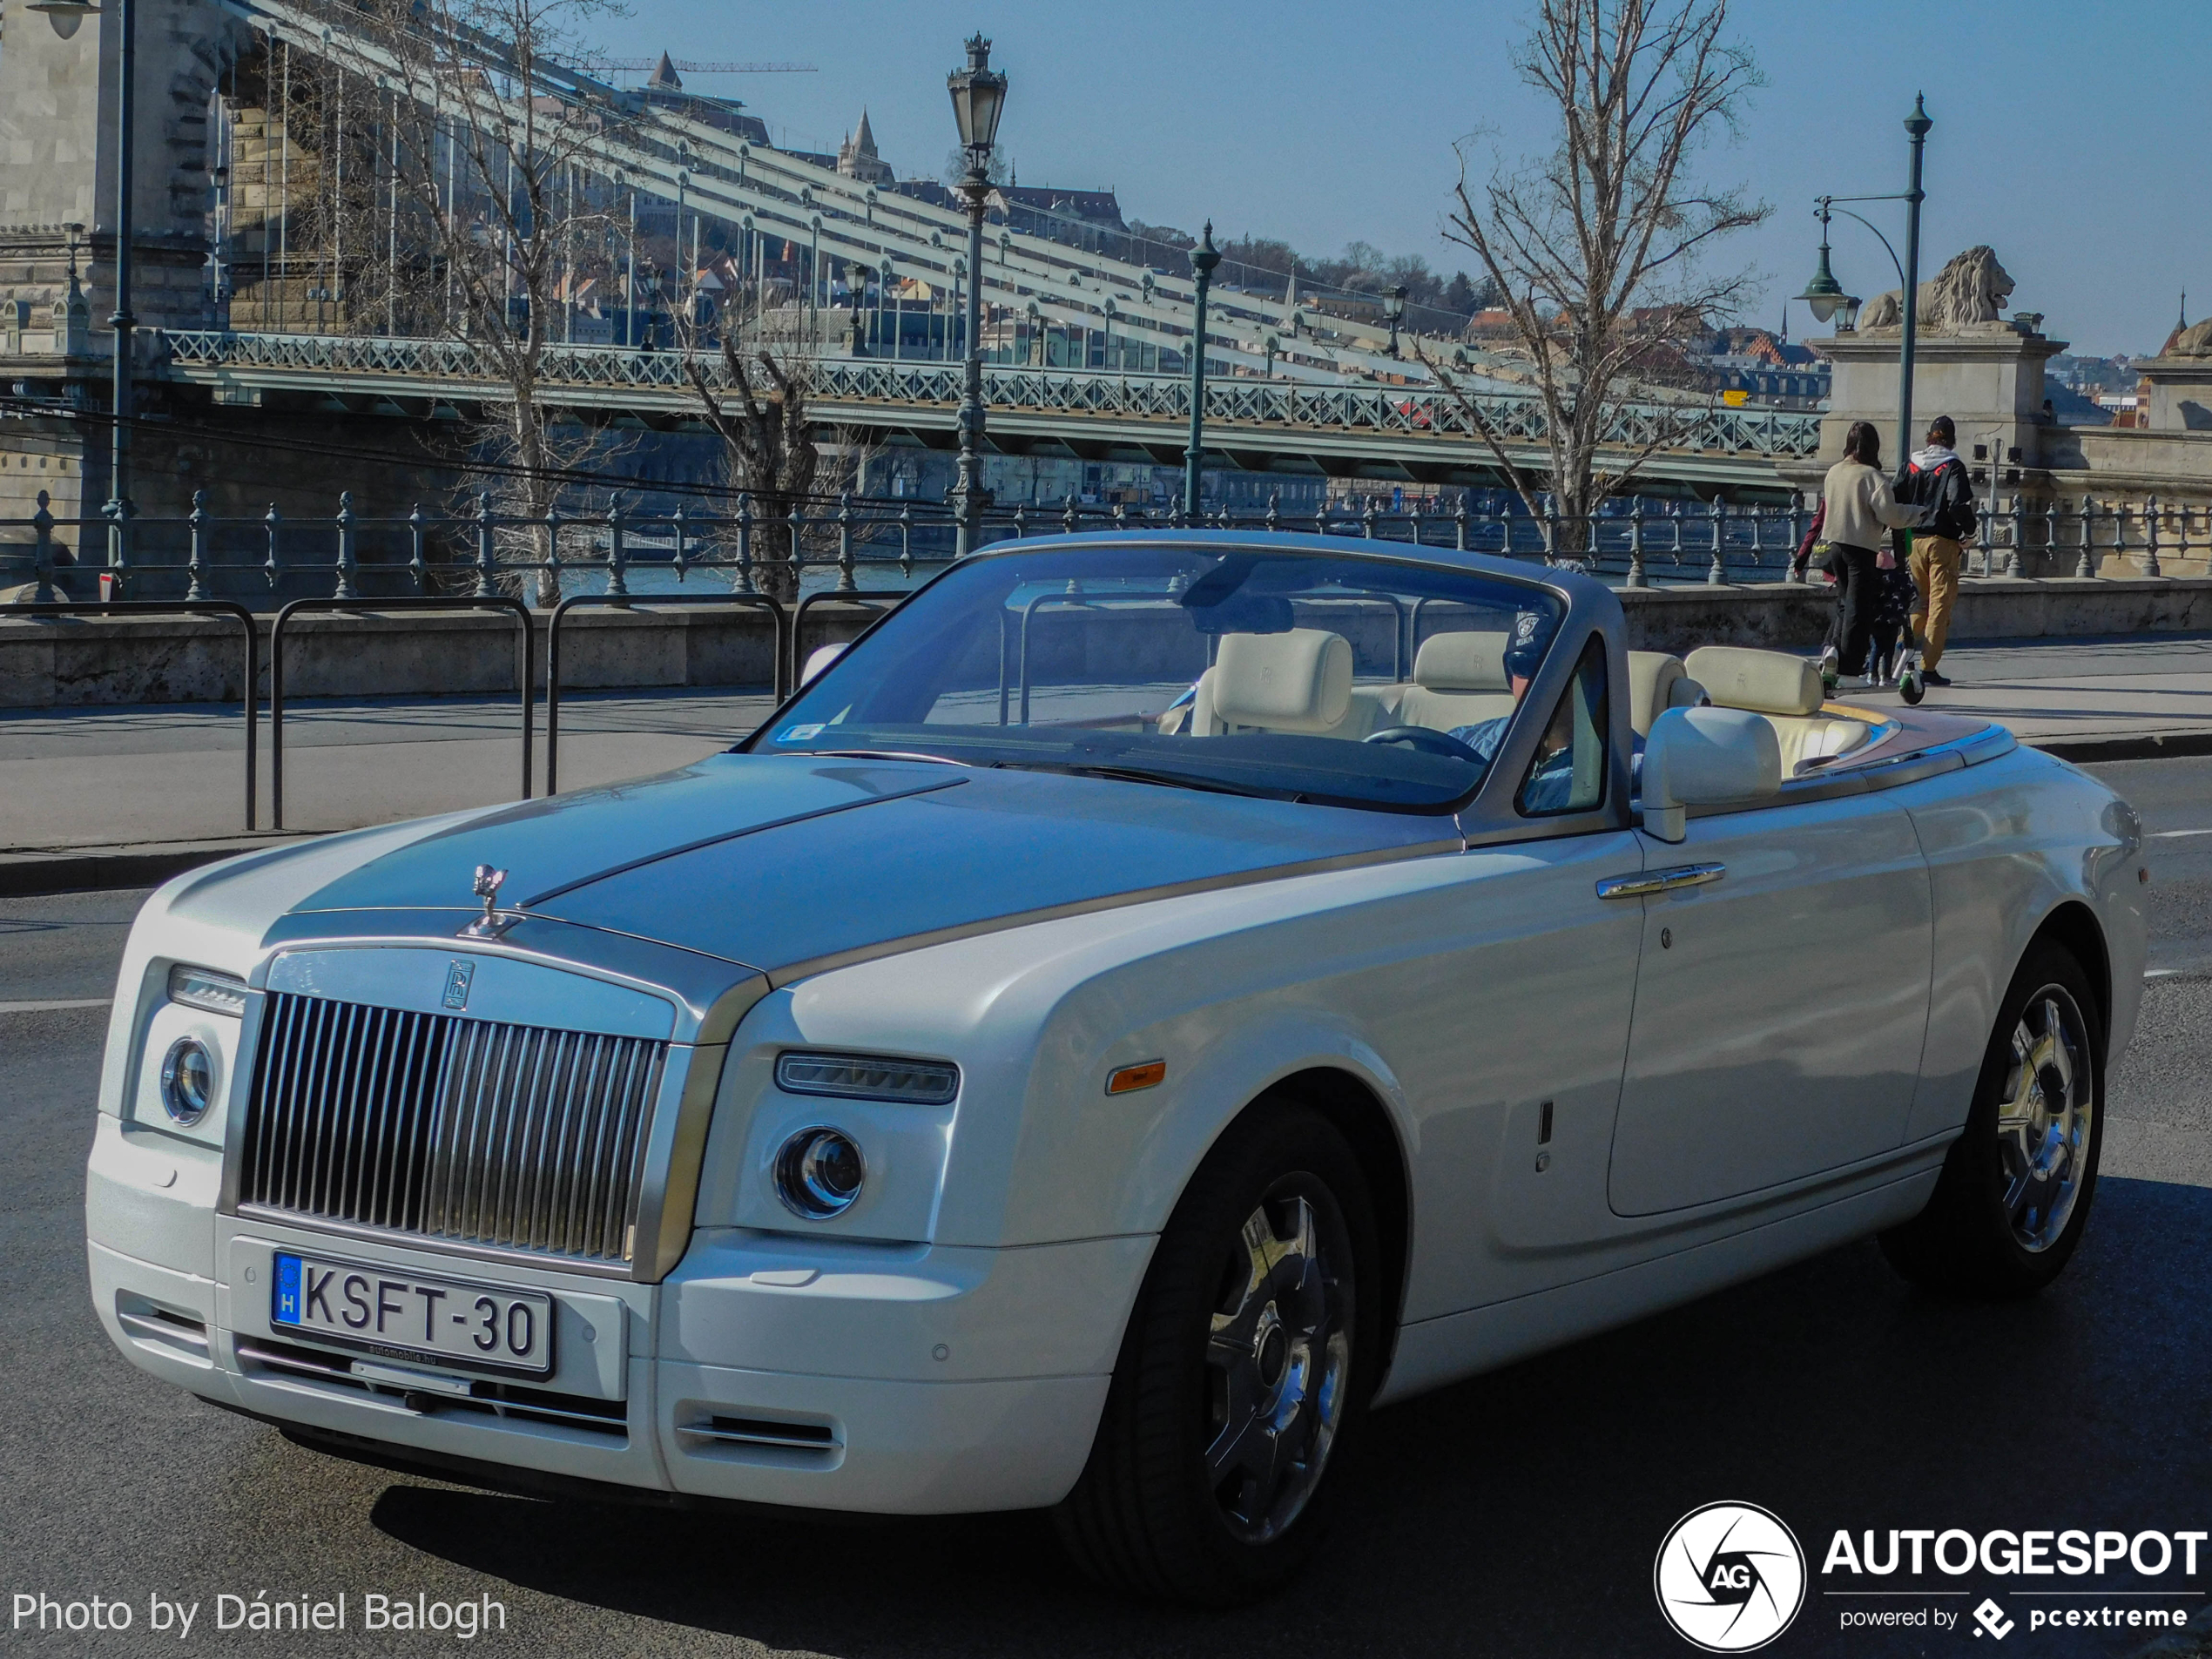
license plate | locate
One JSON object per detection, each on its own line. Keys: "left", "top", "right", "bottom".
{"left": 271, "top": 1252, "right": 554, "bottom": 1378}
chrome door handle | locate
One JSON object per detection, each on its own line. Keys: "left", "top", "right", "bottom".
{"left": 1596, "top": 862, "right": 1726, "bottom": 900}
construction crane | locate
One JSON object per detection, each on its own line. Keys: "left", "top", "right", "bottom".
{"left": 576, "top": 57, "right": 818, "bottom": 74}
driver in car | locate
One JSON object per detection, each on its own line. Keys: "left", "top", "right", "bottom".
{"left": 1446, "top": 610, "right": 1581, "bottom": 813}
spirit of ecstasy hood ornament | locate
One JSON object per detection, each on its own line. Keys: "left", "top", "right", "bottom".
{"left": 462, "top": 863, "right": 515, "bottom": 939}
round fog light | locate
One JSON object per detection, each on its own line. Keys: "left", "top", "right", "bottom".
{"left": 775, "top": 1127, "right": 864, "bottom": 1219}
{"left": 159, "top": 1036, "right": 215, "bottom": 1125}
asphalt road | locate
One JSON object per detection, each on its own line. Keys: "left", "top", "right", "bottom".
{"left": 3, "top": 757, "right": 2210, "bottom": 1659}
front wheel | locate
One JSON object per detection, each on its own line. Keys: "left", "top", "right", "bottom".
{"left": 1055, "top": 1106, "right": 1380, "bottom": 1605}
{"left": 1880, "top": 943, "right": 2104, "bottom": 1295}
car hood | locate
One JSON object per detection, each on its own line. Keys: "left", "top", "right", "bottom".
{"left": 287, "top": 753, "right": 1455, "bottom": 979}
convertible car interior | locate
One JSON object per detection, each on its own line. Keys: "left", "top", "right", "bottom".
{"left": 1163, "top": 627, "right": 1887, "bottom": 780}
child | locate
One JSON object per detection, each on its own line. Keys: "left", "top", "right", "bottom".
{"left": 1866, "top": 541, "right": 1919, "bottom": 686}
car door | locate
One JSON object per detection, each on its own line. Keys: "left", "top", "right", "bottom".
{"left": 1604, "top": 791, "right": 1932, "bottom": 1216}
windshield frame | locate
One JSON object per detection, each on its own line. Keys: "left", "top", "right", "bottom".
{"left": 735, "top": 530, "right": 1627, "bottom": 825}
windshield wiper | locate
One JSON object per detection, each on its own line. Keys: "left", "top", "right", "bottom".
{"left": 997, "top": 760, "right": 1294, "bottom": 800}
{"left": 803, "top": 749, "right": 971, "bottom": 766}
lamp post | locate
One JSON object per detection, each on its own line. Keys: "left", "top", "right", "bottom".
{"left": 1183, "top": 220, "right": 1220, "bottom": 519}
{"left": 1797, "top": 94, "right": 1932, "bottom": 469}
{"left": 1386, "top": 284, "right": 1406, "bottom": 359}
{"left": 946, "top": 32, "right": 1007, "bottom": 557}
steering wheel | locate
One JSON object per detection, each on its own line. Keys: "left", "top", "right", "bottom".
{"left": 1362, "top": 725, "right": 1486, "bottom": 763}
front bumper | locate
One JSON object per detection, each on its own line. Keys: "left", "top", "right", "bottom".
{"left": 87, "top": 1116, "right": 1146, "bottom": 1515}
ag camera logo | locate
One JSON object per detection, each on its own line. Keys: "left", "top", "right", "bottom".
{"left": 1656, "top": 1501, "right": 1807, "bottom": 1652}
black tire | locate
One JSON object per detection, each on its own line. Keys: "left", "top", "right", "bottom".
{"left": 1055, "top": 1104, "right": 1382, "bottom": 1605}
{"left": 1880, "top": 942, "right": 2105, "bottom": 1296}
{"left": 1899, "top": 670, "right": 1925, "bottom": 705}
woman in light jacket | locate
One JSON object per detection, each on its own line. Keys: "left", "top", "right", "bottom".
{"left": 1821, "top": 421, "right": 1924, "bottom": 689}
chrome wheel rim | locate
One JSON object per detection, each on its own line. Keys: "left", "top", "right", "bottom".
{"left": 1204, "top": 1185, "right": 1352, "bottom": 1544}
{"left": 1995, "top": 986, "right": 2094, "bottom": 1252}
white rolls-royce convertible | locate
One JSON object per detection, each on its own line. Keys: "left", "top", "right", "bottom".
{"left": 87, "top": 534, "right": 2145, "bottom": 1603}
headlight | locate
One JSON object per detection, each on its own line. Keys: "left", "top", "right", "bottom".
{"left": 168, "top": 964, "right": 247, "bottom": 1018}
{"left": 774, "top": 1127, "right": 865, "bottom": 1218}
{"left": 775, "top": 1050, "right": 959, "bottom": 1105}
{"left": 158, "top": 1037, "right": 216, "bottom": 1125}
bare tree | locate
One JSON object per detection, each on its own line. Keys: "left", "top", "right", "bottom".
{"left": 684, "top": 337, "right": 819, "bottom": 602}
{"left": 1421, "top": 0, "right": 1768, "bottom": 549}
{"left": 305, "top": 0, "right": 636, "bottom": 601}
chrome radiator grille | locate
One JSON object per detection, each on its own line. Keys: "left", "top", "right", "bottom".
{"left": 239, "top": 992, "right": 668, "bottom": 1264}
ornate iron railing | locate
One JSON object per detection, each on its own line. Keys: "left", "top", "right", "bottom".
{"left": 157, "top": 330, "right": 1825, "bottom": 460}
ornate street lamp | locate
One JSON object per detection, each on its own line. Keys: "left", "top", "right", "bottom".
{"left": 1386, "top": 284, "right": 1407, "bottom": 359}
{"left": 1183, "top": 221, "right": 1221, "bottom": 518}
{"left": 1798, "top": 95, "right": 1932, "bottom": 467}
{"left": 946, "top": 32, "right": 1008, "bottom": 556}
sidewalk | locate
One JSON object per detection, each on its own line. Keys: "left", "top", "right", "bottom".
{"left": 2, "top": 636, "right": 2208, "bottom": 893}
{"left": 1844, "top": 634, "right": 2212, "bottom": 759}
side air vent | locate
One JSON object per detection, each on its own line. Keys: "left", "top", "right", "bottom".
{"left": 677, "top": 1409, "right": 842, "bottom": 1467}
{"left": 114, "top": 1296, "right": 212, "bottom": 1367}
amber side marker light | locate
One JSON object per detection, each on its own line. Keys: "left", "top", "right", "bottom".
{"left": 1106, "top": 1060, "right": 1167, "bottom": 1096}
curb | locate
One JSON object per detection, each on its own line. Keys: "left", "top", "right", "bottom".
{"left": 0, "top": 836, "right": 317, "bottom": 899}
{"left": 2026, "top": 732, "right": 2212, "bottom": 764}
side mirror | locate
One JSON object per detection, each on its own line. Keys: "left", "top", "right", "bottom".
{"left": 801, "top": 642, "right": 848, "bottom": 686}
{"left": 1640, "top": 706, "right": 1780, "bottom": 843}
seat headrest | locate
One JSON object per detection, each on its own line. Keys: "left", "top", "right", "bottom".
{"left": 1627, "top": 651, "right": 1686, "bottom": 738}
{"left": 1413, "top": 631, "right": 1510, "bottom": 692}
{"left": 1683, "top": 646, "right": 1824, "bottom": 718}
{"left": 1212, "top": 629, "right": 1354, "bottom": 733}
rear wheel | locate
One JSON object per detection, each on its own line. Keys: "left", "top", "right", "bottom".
{"left": 1880, "top": 943, "right": 2104, "bottom": 1295}
{"left": 1055, "top": 1106, "right": 1380, "bottom": 1605}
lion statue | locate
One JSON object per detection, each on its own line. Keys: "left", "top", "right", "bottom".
{"left": 1857, "top": 246, "right": 2015, "bottom": 333}
{"left": 2169, "top": 319, "right": 2212, "bottom": 357}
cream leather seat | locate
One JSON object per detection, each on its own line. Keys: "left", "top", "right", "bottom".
{"left": 1627, "top": 651, "right": 1708, "bottom": 738}
{"left": 1393, "top": 631, "right": 1517, "bottom": 732}
{"left": 1187, "top": 629, "right": 1391, "bottom": 738}
{"left": 1683, "top": 646, "right": 1874, "bottom": 776}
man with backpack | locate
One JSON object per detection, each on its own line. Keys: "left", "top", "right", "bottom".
{"left": 1897, "top": 415, "right": 1979, "bottom": 686}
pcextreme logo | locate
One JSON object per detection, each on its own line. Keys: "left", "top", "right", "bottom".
{"left": 1655, "top": 1501, "right": 1808, "bottom": 1652}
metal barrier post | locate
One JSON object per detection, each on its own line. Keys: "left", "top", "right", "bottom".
{"left": 264, "top": 502, "right": 283, "bottom": 590}
{"left": 334, "top": 491, "right": 358, "bottom": 601}
{"left": 473, "top": 492, "right": 499, "bottom": 597}
{"left": 271, "top": 595, "right": 532, "bottom": 831}
{"left": 407, "top": 503, "right": 428, "bottom": 593}
{"left": 1626, "top": 499, "right": 1648, "bottom": 589}
{"left": 1707, "top": 496, "right": 1728, "bottom": 585}
{"left": 2145, "top": 495, "right": 2163, "bottom": 578}
{"left": 32, "top": 491, "right": 57, "bottom": 604}
{"left": 105, "top": 496, "right": 132, "bottom": 598}
{"left": 836, "top": 493, "right": 856, "bottom": 592}
{"left": 544, "top": 591, "right": 788, "bottom": 794}
{"left": 185, "top": 490, "right": 209, "bottom": 601}
{"left": 2077, "top": 494, "right": 2097, "bottom": 578}
{"left": 607, "top": 493, "right": 630, "bottom": 600}
{"left": 0, "top": 600, "right": 257, "bottom": 829}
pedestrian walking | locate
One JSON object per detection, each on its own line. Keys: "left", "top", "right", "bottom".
{"left": 1896, "top": 415, "right": 1977, "bottom": 686}
{"left": 1790, "top": 498, "right": 1826, "bottom": 583}
{"left": 1819, "top": 421, "right": 1925, "bottom": 690}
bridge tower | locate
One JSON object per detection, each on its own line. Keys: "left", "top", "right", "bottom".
{"left": 0, "top": 0, "right": 239, "bottom": 524}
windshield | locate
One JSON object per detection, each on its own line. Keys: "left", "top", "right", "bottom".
{"left": 745, "top": 541, "right": 1566, "bottom": 812}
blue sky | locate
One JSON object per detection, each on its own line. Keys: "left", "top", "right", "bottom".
{"left": 597, "top": 0, "right": 2209, "bottom": 356}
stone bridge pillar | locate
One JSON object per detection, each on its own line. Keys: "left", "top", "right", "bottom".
{"left": 1809, "top": 320, "right": 2064, "bottom": 482}
{"left": 0, "top": 0, "right": 240, "bottom": 523}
